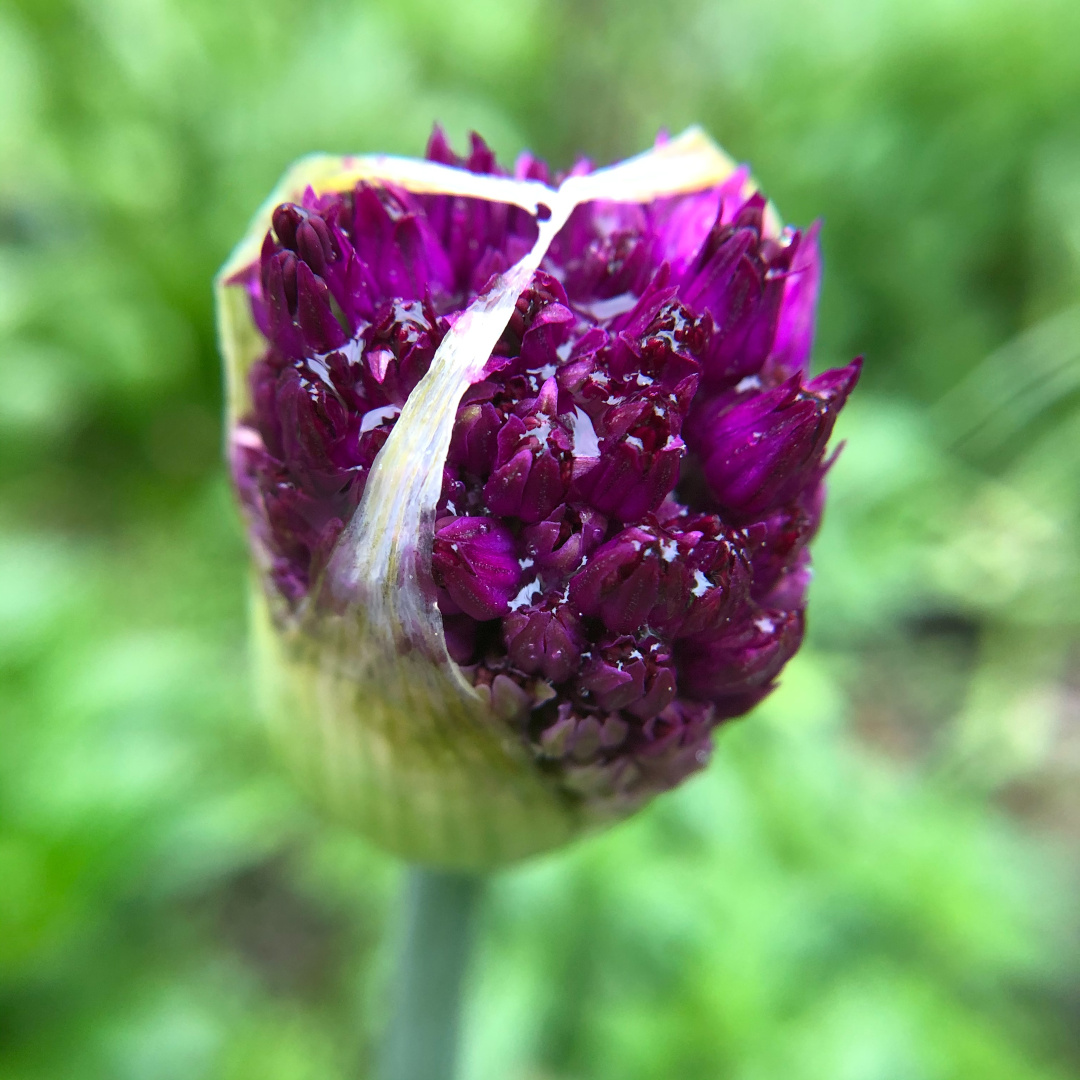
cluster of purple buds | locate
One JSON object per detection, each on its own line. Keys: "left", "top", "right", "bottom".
{"left": 226, "top": 127, "right": 859, "bottom": 841}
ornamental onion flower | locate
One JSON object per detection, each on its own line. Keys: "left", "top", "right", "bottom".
{"left": 217, "top": 128, "right": 860, "bottom": 869}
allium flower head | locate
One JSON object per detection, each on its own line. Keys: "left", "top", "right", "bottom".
{"left": 218, "top": 128, "right": 860, "bottom": 868}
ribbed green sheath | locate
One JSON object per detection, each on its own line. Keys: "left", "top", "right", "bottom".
{"left": 252, "top": 589, "right": 585, "bottom": 868}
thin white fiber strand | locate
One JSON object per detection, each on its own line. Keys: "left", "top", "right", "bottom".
{"left": 320, "top": 153, "right": 555, "bottom": 209}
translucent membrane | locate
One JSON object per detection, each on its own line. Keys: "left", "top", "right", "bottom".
{"left": 217, "top": 129, "right": 772, "bottom": 867}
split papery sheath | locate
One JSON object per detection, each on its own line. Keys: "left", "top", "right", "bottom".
{"left": 218, "top": 128, "right": 860, "bottom": 868}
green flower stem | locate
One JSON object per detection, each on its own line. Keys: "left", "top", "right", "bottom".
{"left": 381, "top": 867, "right": 484, "bottom": 1080}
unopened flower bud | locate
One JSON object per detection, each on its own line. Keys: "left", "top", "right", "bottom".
{"left": 218, "top": 127, "right": 859, "bottom": 868}
{"left": 432, "top": 516, "right": 522, "bottom": 620}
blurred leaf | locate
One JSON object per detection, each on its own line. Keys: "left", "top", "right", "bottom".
{"left": 1, "top": 0, "right": 1078, "bottom": 1077}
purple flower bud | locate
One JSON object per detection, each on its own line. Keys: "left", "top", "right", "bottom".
{"left": 677, "top": 609, "right": 805, "bottom": 704}
{"left": 575, "top": 635, "right": 677, "bottom": 719}
{"left": 350, "top": 185, "right": 455, "bottom": 304}
{"left": 566, "top": 515, "right": 749, "bottom": 639}
{"left": 636, "top": 699, "right": 713, "bottom": 761}
{"left": 682, "top": 196, "right": 792, "bottom": 390}
{"left": 747, "top": 489, "right": 823, "bottom": 604}
{"left": 221, "top": 127, "right": 860, "bottom": 866}
{"left": 562, "top": 214, "right": 657, "bottom": 301}
{"left": 431, "top": 516, "right": 523, "bottom": 620}
{"left": 687, "top": 360, "right": 861, "bottom": 521}
{"left": 496, "top": 271, "right": 576, "bottom": 366}
{"left": 537, "top": 703, "right": 631, "bottom": 764}
{"left": 448, "top": 388, "right": 504, "bottom": 476}
{"left": 504, "top": 602, "right": 585, "bottom": 684}
{"left": 362, "top": 299, "right": 446, "bottom": 408}
{"left": 521, "top": 504, "right": 607, "bottom": 582}
{"left": 567, "top": 526, "right": 660, "bottom": 635}
{"left": 483, "top": 380, "right": 574, "bottom": 523}
{"left": 259, "top": 226, "right": 349, "bottom": 357}
{"left": 571, "top": 423, "right": 684, "bottom": 523}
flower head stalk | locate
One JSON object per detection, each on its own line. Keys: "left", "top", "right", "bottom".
{"left": 218, "top": 128, "right": 859, "bottom": 868}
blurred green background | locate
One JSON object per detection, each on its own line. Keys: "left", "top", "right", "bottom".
{"left": 2, "top": 0, "right": 1079, "bottom": 1077}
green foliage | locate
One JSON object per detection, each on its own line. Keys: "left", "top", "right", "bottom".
{"left": 1, "top": 0, "right": 1078, "bottom": 1077}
